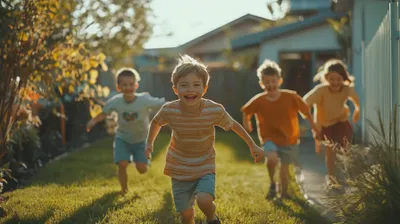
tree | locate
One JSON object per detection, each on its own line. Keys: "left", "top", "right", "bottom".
{"left": 0, "top": 0, "right": 109, "bottom": 161}
{"left": 71, "top": 0, "right": 153, "bottom": 68}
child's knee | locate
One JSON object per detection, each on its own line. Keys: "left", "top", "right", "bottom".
{"left": 135, "top": 163, "right": 148, "bottom": 174}
{"left": 196, "top": 192, "right": 213, "bottom": 208}
{"left": 180, "top": 207, "right": 194, "bottom": 222}
{"left": 266, "top": 152, "right": 279, "bottom": 164}
{"left": 118, "top": 160, "right": 129, "bottom": 169}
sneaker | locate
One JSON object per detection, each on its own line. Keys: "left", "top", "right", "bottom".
{"left": 205, "top": 215, "right": 221, "bottom": 224}
{"left": 265, "top": 183, "right": 278, "bottom": 200}
{"left": 280, "top": 193, "right": 293, "bottom": 200}
{"left": 325, "top": 175, "right": 343, "bottom": 191}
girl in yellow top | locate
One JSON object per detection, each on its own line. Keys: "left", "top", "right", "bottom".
{"left": 303, "top": 59, "right": 360, "bottom": 190}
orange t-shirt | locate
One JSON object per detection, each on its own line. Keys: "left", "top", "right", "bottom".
{"left": 241, "top": 90, "right": 309, "bottom": 146}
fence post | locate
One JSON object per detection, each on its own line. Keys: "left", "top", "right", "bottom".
{"left": 390, "top": 1, "right": 399, "bottom": 145}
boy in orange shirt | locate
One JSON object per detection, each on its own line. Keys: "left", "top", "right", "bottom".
{"left": 241, "top": 59, "right": 319, "bottom": 199}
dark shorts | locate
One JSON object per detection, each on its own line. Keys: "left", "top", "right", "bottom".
{"left": 320, "top": 121, "right": 353, "bottom": 149}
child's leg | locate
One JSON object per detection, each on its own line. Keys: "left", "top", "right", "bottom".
{"left": 325, "top": 145, "right": 336, "bottom": 177}
{"left": 114, "top": 138, "right": 133, "bottom": 194}
{"left": 264, "top": 141, "right": 279, "bottom": 181}
{"left": 279, "top": 163, "right": 290, "bottom": 196}
{"left": 131, "top": 142, "right": 149, "bottom": 174}
{"left": 181, "top": 208, "right": 195, "bottom": 224}
{"left": 118, "top": 160, "right": 129, "bottom": 193}
{"left": 277, "top": 145, "right": 299, "bottom": 197}
{"left": 194, "top": 174, "right": 219, "bottom": 222}
{"left": 266, "top": 152, "right": 279, "bottom": 181}
{"left": 171, "top": 178, "right": 196, "bottom": 224}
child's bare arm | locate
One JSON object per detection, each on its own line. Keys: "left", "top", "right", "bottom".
{"left": 231, "top": 120, "right": 264, "bottom": 162}
{"left": 86, "top": 113, "right": 107, "bottom": 132}
{"left": 349, "top": 90, "right": 361, "bottom": 123}
{"left": 145, "top": 120, "right": 162, "bottom": 159}
{"left": 242, "top": 112, "right": 253, "bottom": 132}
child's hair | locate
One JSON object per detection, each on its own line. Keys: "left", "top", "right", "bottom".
{"left": 116, "top": 67, "right": 141, "bottom": 84}
{"left": 313, "top": 59, "right": 354, "bottom": 85}
{"left": 257, "top": 59, "right": 282, "bottom": 80}
{"left": 171, "top": 54, "right": 210, "bottom": 86}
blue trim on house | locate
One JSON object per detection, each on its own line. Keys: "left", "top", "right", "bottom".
{"left": 231, "top": 11, "right": 347, "bottom": 49}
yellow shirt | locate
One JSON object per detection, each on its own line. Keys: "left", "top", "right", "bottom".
{"left": 303, "top": 84, "right": 358, "bottom": 128}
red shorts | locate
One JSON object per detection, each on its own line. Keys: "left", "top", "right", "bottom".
{"left": 320, "top": 121, "right": 353, "bottom": 149}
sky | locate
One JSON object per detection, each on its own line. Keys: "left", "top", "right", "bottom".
{"left": 144, "top": 0, "right": 279, "bottom": 49}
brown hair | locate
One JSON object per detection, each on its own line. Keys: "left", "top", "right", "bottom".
{"left": 116, "top": 67, "right": 141, "bottom": 84}
{"left": 171, "top": 54, "right": 210, "bottom": 86}
{"left": 313, "top": 59, "right": 354, "bottom": 85}
{"left": 257, "top": 59, "right": 282, "bottom": 80}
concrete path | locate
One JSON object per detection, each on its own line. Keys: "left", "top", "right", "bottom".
{"left": 295, "top": 139, "right": 340, "bottom": 223}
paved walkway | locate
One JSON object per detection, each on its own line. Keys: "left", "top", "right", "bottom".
{"left": 295, "top": 139, "right": 339, "bottom": 223}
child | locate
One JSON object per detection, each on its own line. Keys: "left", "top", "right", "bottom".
{"left": 86, "top": 67, "right": 165, "bottom": 195}
{"left": 241, "top": 59, "right": 319, "bottom": 200}
{"left": 145, "top": 55, "right": 264, "bottom": 224}
{"left": 303, "top": 59, "right": 360, "bottom": 190}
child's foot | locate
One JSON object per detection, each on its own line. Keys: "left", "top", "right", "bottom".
{"left": 325, "top": 175, "right": 343, "bottom": 191}
{"left": 205, "top": 215, "right": 221, "bottom": 224}
{"left": 280, "top": 193, "right": 293, "bottom": 200}
{"left": 120, "top": 189, "right": 128, "bottom": 196}
{"left": 265, "top": 183, "right": 277, "bottom": 200}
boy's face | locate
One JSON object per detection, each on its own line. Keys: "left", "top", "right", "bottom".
{"left": 173, "top": 72, "right": 208, "bottom": 106}
{"left": 117, "top": 76, "right": 138, "bottom": 97}
{"left": 326, "top": 71, "right": 344, "bottom": 91}
{"left": 260, "top": 74, "right": 282, "bottom": 93}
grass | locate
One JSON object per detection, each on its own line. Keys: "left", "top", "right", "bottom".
{"left": 0, "top": 131, "right": 329, "bottom": 224}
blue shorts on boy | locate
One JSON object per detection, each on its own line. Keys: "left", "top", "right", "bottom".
{"left": 263, "top": 141, "right": 299, "bottom": 164}
{"left": 113, "top": 138, "right": 149, "bottom": 164}
{"left": 171, "top": 173, "right": 216, "bottom": 212}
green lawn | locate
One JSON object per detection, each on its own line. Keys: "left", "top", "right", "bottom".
{"left": 0, "top": 132, "right": 329, "bottom": 224}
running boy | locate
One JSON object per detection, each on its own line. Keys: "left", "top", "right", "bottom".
{"left": 145, "top": 55, "right": 264, "bottom": 224}
{"left": 303, "top": 59, "right": 360, "bottom": 190}
{"left": 241, "top": 59, "right": 319, "bottom": 200}
{"left": 86, "top": 67, "right": 165, "bottom": 195}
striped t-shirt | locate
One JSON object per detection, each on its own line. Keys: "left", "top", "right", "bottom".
{"left": 153, "top": 98, "right": 234, "bottom": 181}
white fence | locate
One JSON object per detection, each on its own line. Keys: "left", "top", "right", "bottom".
{"left": 363, "top": 3, "right": 399, "bottom": 144}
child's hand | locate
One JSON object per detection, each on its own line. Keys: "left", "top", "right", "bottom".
{"left": 250, "top": 145, "right": 264, "bottom": 163}
{"left": 352, "top": 109, "right": 360, "bottom": 124}
{"left": 86, "top": 119, "right": 96, "bottom": 132}
{"left": 145, "top": 143, "right": 153, "bottom": 160}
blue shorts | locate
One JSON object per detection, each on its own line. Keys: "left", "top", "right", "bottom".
{"left": 171, "top": 173, "right": 216, "bottom": 212}
{"left": 263, "top": 141, "right": 299, "bottom": 165}
{"left": 113, "top": 138, "right": 149, "bottom": 165}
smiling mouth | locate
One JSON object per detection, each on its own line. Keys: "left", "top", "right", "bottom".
{"left": 184, "top": 95, "right": 197, "bottom": 101}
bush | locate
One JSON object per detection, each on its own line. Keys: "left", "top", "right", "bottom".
{"left": 329, "top": 109, "right": 400, "bottom": 224}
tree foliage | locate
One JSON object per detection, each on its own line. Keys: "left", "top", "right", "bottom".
{"left": 72, "top": 0, "right": 153, "bottom": 67}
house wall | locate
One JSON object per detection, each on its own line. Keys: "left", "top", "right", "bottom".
{"left": 258, "top": 24, "right": 341, "bottom": 64}
{"left": 185, "top": 20, "right": 262, "bottom": 54}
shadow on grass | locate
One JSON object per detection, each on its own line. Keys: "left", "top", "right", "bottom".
{"left": 2, "top": 209, "right": 56, "bottom": 224}
{"left": 29, "top": 132, "right": 171, "bottom": 187}
{"left": 3, "top": 191, "right": 133, "bottom": 224}
{"left": 58, "top": 191, "right": 135, "bottom": 224}
{"left": 215, "top": 130, "right": 258, "bottom": 162}
{"left": 142, "top": 191, "right": 178, "bottom": 224}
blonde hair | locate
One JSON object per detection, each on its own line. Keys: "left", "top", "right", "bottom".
{"left": 257, "top": 59, "right": 282, "bottom": 81}
{"left": 313, "top": 59, "right": 354, "bottom": 85}
{"left": 171, "top": 54, "right": 210, "bottom": 86}
{"left": 116, "top": 67, "right": 141, "bottom": 83}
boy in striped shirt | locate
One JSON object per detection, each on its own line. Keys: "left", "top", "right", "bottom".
{"left": 145, "top": 55, "right": 264, "bottom": 224}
